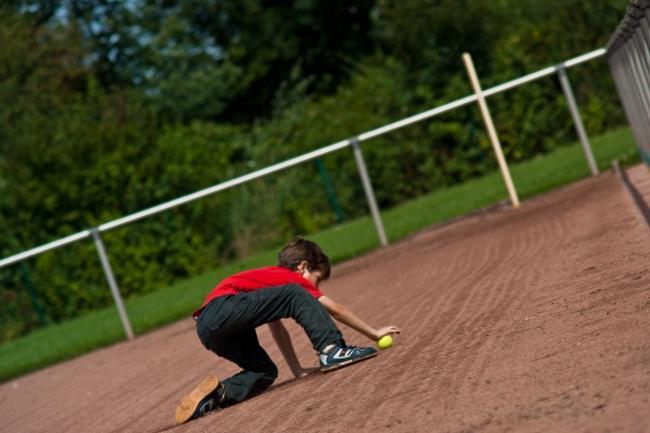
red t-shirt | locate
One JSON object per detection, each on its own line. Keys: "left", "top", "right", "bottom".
{"left": 193, "top": 266, "right": 324, "bottom": 318}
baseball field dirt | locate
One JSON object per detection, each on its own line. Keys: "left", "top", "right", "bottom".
{"left": 1, "top": 168, "right": 649, "bottom": 433}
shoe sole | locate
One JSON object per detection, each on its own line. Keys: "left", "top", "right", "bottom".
{"left": 175, "top": 376, "right": 220, "bottom": 424}
{"left": 320, "top": 351, "right": 378, "bottom": 373}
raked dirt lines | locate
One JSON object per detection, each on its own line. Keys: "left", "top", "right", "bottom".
{"left": 2, "top": 169, "right": 649, "bottom": 433}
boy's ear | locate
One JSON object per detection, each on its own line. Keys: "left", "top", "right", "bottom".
{"left": 297, "top": 261, "right": 310, "bottom": 272}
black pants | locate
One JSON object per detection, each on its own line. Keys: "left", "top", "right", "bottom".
{"left": 195, "top": 284, "right": 344, "bottom": 404}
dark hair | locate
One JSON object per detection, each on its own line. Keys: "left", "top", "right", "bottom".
{"left": 278, "top": 238, "right": 331, "bottom": 280}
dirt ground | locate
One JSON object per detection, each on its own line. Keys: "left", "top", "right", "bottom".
{"left": 1, "top": 167, "right": 649, "bottom": 433}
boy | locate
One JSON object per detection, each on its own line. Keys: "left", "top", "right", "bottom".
{"left": 175, "top": 238, "right": 400, "bottom": 424}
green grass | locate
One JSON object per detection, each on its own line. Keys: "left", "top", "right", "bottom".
{"left": 0, "top": 127, "right": 640, "bottom": 382}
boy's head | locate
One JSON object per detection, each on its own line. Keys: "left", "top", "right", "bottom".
{"left": 278, "top": 238, "right": 331, "bottom": 284}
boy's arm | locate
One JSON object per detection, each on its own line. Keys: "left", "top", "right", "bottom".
{"left": 318, "top": 295, "right": 400, "bottom": 341}
{"left": 267, "top": 320, "right": 309, "bottom": 378}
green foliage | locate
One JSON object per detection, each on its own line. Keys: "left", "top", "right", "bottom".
{"left": 374, "top": 0, "right": 501, "bottom": 93}
{"left": 150, "top": 0, "right": 377, "bottom": 120}
{"left": 487, "top": 0, "right": 628, "bottom": 160}
{"left": 0, "top": 10, "right": 247, "bottom": 340}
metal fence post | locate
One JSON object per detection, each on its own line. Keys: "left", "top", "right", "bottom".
{"left": 557, "top": 66, "right": 599, "bottom": 176}
{"left": 462, "top": 52, "right": 520, "bottom": 208}
{"left": 349, "top": 138, "right": 389, "bottom": 247}
{"left": 91, "top": 229, "right": 134, "bottom": 340}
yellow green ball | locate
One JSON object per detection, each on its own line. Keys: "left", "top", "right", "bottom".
{"left": 377, "top": 335, "right": 393, "bottom": 350}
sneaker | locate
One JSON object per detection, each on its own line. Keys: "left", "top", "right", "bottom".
{"left": 319, "top": 344, "right": 378, "bottom": 372}
{"left": 175, "top": 376, "right": 224, "bottom": 424}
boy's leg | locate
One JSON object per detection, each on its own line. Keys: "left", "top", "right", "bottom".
{"left": 207, "top": 328, "right": 278, "bottom": 404}
{"left": 198, "top": 284, "right": 344, "bottom": 353}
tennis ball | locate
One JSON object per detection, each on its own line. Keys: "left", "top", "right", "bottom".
{"left": 377, "top": 335, "right": 393, "bottom": 350}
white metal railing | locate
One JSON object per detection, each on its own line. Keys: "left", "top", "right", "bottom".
{"left": 607, "top": 0, "right": 650, "bottom": 166}
{"left": 0, "top": 48, "right": 607, "bottom": 339}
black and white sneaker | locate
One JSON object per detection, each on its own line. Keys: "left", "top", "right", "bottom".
{"left": 319, "top": 344, "right": 378, "bottom": 372}
{"left": 175, "top": 376, "right": 225, "bottom": 424}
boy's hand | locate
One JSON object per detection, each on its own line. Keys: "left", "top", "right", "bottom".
{"left": 374, "top": 326, "right": 401, "bottom": 341}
